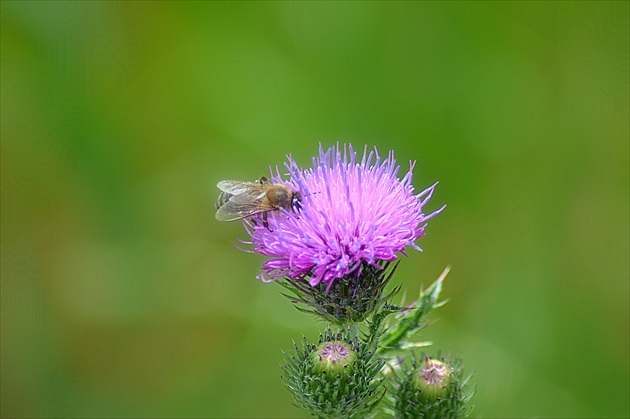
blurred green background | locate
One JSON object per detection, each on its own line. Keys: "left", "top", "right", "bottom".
{"left": 1, "top": 1, "right": 628, "bottom": 418}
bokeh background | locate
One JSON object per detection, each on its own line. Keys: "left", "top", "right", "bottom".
{"left": 1, "top": 1, "right": 628, "bottom": 418}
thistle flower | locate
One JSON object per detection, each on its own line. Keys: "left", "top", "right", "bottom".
{"left": 244, "top": 143, "right": 444, "bottom": 289}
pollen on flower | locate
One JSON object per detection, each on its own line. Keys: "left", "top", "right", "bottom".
{"left": 242, "top": 143, "right": 444, "bottom": 290}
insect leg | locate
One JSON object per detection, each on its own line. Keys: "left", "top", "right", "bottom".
{"left": 262, "top": 212, "right": 273, "bottom": 232}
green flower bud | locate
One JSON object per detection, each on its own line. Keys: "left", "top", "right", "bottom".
{"left": 282, "top": 328, "right": 384, "bottom": 418}
{"left": 390, "top": 355, "right": 473, "bottom": 419}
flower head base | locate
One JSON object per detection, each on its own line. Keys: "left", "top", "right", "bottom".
{"left": 280, "top": 260, "right": 399, "bottom": 323}
{"left": 244, "top": 143, "right": 444, "bottom": 290}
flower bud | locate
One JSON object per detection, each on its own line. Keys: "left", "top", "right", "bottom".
{"left": 282, "top": 329, "right": 384, "bottom": 418}
{"left": 390, "top": 355, "right": 472, "bottom": 419}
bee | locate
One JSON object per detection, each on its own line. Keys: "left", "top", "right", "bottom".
{"left": 215, "top": 176, "right": 301, "bottom": 230}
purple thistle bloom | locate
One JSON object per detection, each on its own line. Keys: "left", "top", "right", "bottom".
{"left": 243, "top": 143, "right": 444, "bottom": 290}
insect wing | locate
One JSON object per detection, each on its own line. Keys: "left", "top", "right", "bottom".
{"left": 215, "top": 199, "right": 274, "bottom": 221}
{"left": 216, "top": 180, "right": 260, "bottom": 195}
